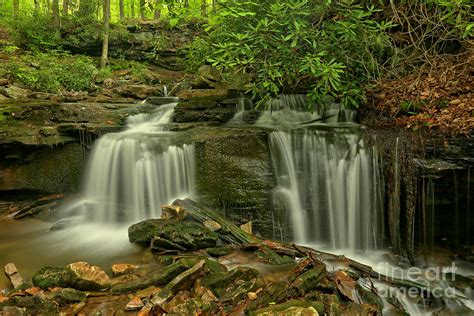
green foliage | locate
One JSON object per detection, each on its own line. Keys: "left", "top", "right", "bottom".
{"left": 192, "top": 0, "right": 394, "bottom": 110}
{"left": 7, "top": 53, "right": 98, "bottom": 93}
{"left": 8, "top": 13, "right": 62, "bottom": 51}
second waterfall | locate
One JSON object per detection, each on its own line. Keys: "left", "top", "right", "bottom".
{"left": 270, "top": 128, "right": 384, "bottom": 250}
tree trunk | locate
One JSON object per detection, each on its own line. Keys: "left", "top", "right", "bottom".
{"left": 100, "top": 0, "right": 110, "bottom": 69}
{"left": 212, "top": 0, "right": 217, "bottom": 13}
{"left": 153, "top": 0, "right": 160, "bottom": 19}
{"left": 139, "top": 0, "right": 145, "bottom": 19}
{"left": 52, "top": 0, "right": 60, "bottom": 28}
{"left": 62, "top": 0, "right": 69, "bottom": 15}
{"left": 13, "top": 0, "right": 19, "bottom": 18}
{"left": 200, "top": 0, "right": 207, "bottom": 17}
{"left": 119, "top": 0, "right": 124, "bottom": 19}
{"left": 130, "top": 0, "right": 135, "bottom": 18}
{"left": 184, "top": 0, "right": 189, "bottom": 8}
{"left": 34, "top": 0, "right": 41, "bottom": 14}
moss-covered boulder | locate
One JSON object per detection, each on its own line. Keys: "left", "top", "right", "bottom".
{"left": 128, "top": 219, "right": 218, "bottom": 251}
{"left": 47, "top": 288, "right": 87, "bottom": 306}
{"left": 111, "top": 258, "right": 199, "bottom": 294}
{"left": 0, "top": 295, "right": 59, "bottom": 315}
{"left": 201, "top": 266, "right": 259, "bottom": 305}
{"left": 32, "top": 267, "right": 74, "bottom": 290}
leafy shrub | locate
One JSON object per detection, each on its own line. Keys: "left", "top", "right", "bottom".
{"left": 8, "top": 13, "right": 62, "bottom": 51}
{"left": 7, "top": 53, "right": 98, "bottom": 93}
{"left": 190, "top": 0, "right": 394, "bottom": 110}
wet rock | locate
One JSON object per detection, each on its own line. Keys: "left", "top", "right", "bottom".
{"left": 172, "top": 100, "right": 235, "bottom": 123}
{"left": 250, "top": 300, "right": 325, "bottom": 316}
{"left": 161, "top": 204, "right": 187, "bottom": 221}
{"left": 287, "top": 260, "right": 327, "bottom": 297}
{"left": 32, "top": 267, "right": 74, "bottom": 290}
{"left": 149, "top": 260, "right": 206, "bottom": 310}
{"left": 145, "top": 96, "right": 179, "bottom": 106}
{"left": 129, "top": 219, "right": 218, "bottom": 251}
{"left": 201, "top": 266, "right": 259, "bottom": 304}
{"left": 0, "top": 295, "right": 58, "bottom": 315}
{"left": 206, "top": 246, "right": 233, "bottom": 257}
{"left": 240, "top": 221, "right": 253, "bottom": 234}
{"left": 203, "top": 220, "right": 221, "bottom": 231}
{"left": 125, "top": 296, "right": 144, "bottom": 311}
{"left": 198, "top": 65, "right": 221, "bottom": 83}
{"left": 4, "top": 264, "right": 25, "bottom": 289}
{"left": 111, "top": 263, "right": 138, "bottom": 276}
{"left": 0, "top": 86, "right": 30, "bottom": 99}
{"left": 114, "top": 84, "right": 163, "bottom": 99}
{"left": 0, "top": 306, "right": 26, "bottom": 316}
{"left": 47, "top": 288, "right": 86, "bottom": 306}
{"left": 67, "top": 262, "right": 111, "bottom": 291}
{"left": 177, "top": 89, "right": 231, "bottom": 102}
{"left": 111, "top": 258, "right": 199, "bottom": 294}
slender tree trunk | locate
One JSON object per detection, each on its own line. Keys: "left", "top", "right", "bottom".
{"left": 34, "top": 0, "right": 41, "bottom": 14}
{"left": 119, "top": 0, "right": 124, "bottom": 19}
{"left": 62, "top": 0, "right": 69, "bottom": 15}
{"left": 200, "top": 0, "right": 207, "bottom": 17}
{"left": 153, "top": 0, "right": 160, "bottom": 19}
{"left": 100, "top": 0, "right": 110, "bottom": 68}
{"left": 131, "top": 0, "right": 135, "bottom": 18}
{"left": 184, "top": 0, "right": 189, "bottom": 8}
{"left": 13, "top": 0, "right": 19, "bottom": 18}
{"left": 52, "top": 0, "right": 60, "bottom": 28}
{"left": 139, "top": 0, "right": 145, "bottom": 19}
{"left": 212, "top": 0, "right": 217, "bottom": 14}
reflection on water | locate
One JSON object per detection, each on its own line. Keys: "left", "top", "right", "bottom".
{"left": 0, "top": 219, "right": 144, "bottom": 291}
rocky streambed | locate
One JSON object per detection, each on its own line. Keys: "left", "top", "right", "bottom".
{"left": 1, "top": 200, "right": 472, "bottom": 315}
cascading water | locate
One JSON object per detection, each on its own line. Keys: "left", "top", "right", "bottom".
{"left": 255, "top": 95, "right": 384, "bottom": 249}
{"left": 270, "top": 129, "right": 383, "bottom": 249}
{"left": 67, "top": 102, "right": 195, "bottom": 223}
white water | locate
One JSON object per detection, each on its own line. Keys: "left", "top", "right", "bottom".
{"left": 270, "top": 129, "right": 384, "bottom": 248}
{"left": 67, "top": 102, "right": 195, "bottom": 223}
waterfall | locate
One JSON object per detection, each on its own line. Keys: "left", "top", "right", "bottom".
{"left": 270, "top": 128, "right": 383, "bottom": 249}
{"left": 68, "top": 102, "right": 195, "bottom": 223}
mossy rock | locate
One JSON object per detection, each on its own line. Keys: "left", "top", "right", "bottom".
{"left": 47, "top": 288, "right": 87, "bottom": 306}
{"left": 0, "top": 295, "right": 59, "bottom": 315}
{"left": 111, "top": 258, "right": 199, "bottom": 294}
{"left": 206, "top": 246, "right": 233, "bottom": 257}
{"left": 32, "top": 266, "right": 74, "bottom": 290}
{"left": 129, "top": 219, "right": 218, "bottom": 251}
{"left": 201, "top": 266, "right": 259, "bottom": 299}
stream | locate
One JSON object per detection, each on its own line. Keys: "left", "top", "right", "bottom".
{"left": 0, "top": 96, "right": 472, "bottom": 314}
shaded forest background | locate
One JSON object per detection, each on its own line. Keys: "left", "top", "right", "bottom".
{"left": 0, "top": 0, "right": 472, "bottom": 133}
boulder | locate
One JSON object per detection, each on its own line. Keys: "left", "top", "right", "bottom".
{"left": 206, "top": 246, "right": 233, "bottom": 257}
{"left": 0, "top": 295, "right": 58, "bottom": 315}
{"left": 4, "top": 264, "right": 25, "bottom": 289}
{"left": 111, "top": 263, "right": 138, "bottom": 276}
{"left": 128, "top": 219, "right": 218, "bottom": 251}
{"left": 47, "top": 288, "right": 87, "bottom": 306}
{"left": 67, "top": 262, "right": 111, "bottom": 291}
{"left": 32, "top": 267, "right": 74, "bottom": 290}
{"left": 0, "top": 86, "right": 30, "bottom": 99}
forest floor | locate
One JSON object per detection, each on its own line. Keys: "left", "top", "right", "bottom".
{"left": 366, "top": 49, "right": 474, "bottom": 135}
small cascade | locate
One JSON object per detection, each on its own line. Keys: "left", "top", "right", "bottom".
{"left": 270, "top": 129, "right": 383, "bottom": 249}
{"left": 67, "top": 103, "right": 195, "bottom": 223}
